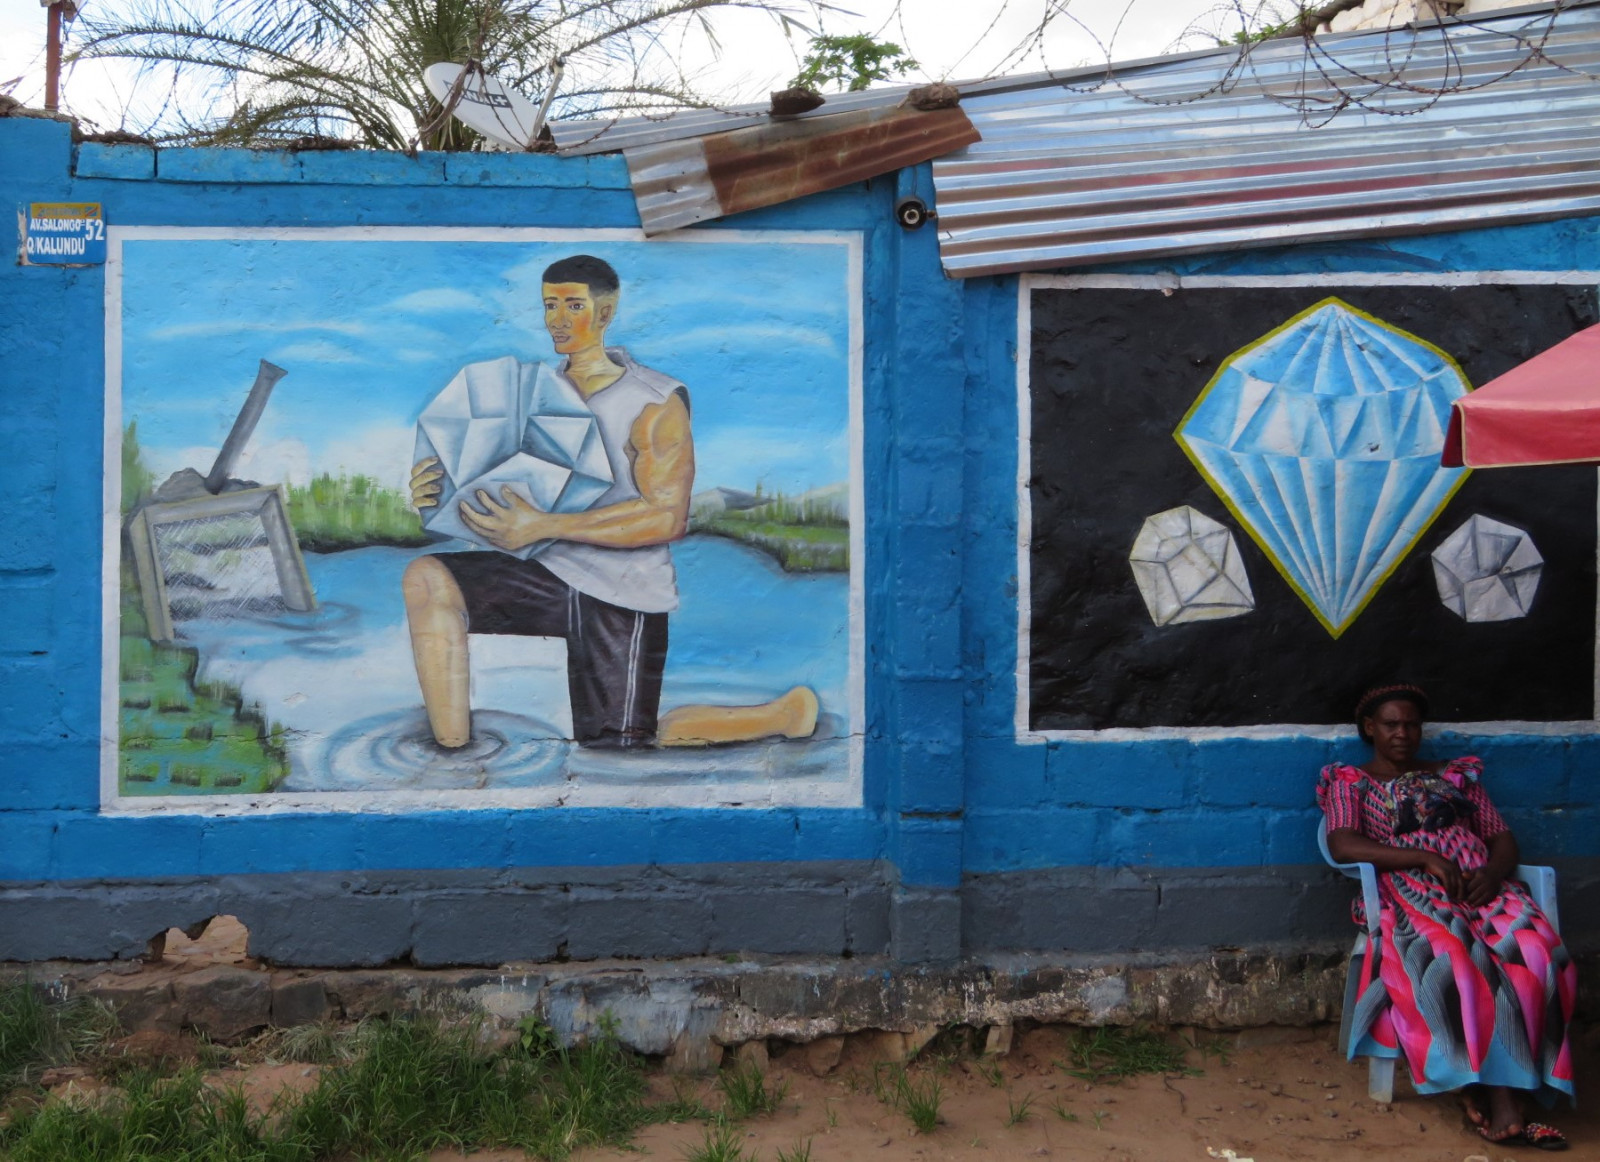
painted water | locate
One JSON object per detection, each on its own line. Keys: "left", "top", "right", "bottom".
{"left": 170, "top": 536, "right": 857, "bottom": 808}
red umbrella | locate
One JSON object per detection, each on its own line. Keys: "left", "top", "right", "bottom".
{"left": 1442, "top": 322, "right": 1600, "bottom": 468}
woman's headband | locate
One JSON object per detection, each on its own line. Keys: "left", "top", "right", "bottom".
{"left": 1354, "top": 683, "right": 1430, "bottom": 723}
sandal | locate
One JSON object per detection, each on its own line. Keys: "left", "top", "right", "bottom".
{"left": 1476, "top": 1123, "right": 1524, "bottom": 1144}
{"left": 1521, "top": 1122, "right": 1570, "bottom": 1151}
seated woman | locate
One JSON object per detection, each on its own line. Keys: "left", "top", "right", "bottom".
{"left": 1319, "top": 683, "right": 1575, "bottom": 1149}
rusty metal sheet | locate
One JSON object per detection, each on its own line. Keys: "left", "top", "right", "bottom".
{"left": 625, "top": 104, "right": 979, "bottom": 234}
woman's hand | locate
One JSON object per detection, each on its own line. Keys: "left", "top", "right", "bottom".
{"left": 1463, "top": 866, "right": 1506, "bottom": 907}
{"left": 1462, "top": 832, "right": 1519, "bottom": 909}
{"left": 1419, "top": 852, "right": 1464, "bottom": 900}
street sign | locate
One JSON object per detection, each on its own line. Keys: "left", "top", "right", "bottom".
{"left": 22, "top": 202, "right": 106, "bottom": 265}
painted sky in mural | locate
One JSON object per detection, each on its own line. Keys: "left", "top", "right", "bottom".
{"left": 123, "top": 237, "right": 849, "bottom": 496}
{"left": 108, "top": 230, "right": 862, "bottom": 811}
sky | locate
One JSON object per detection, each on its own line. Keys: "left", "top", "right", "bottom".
{"left": 0, "top": 0, "right": 1257, "bottom": 133}
{"left": 119, "top": 233, "right": 855, "bottom": 497}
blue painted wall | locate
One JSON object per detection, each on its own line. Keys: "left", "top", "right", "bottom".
{"left": 3, "top": 115, "right": 1597, "bottom": 926}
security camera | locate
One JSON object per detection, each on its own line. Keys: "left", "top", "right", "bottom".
{"left": 895, "top": 196, "right": 933, "bottom": 230}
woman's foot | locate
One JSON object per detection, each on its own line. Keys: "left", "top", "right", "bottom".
{"left": 1464, "top": 1085, "right": 1524, "bottom": 1143}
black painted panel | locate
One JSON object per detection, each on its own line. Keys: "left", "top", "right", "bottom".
{"left": 1028, "top": 283, "right": 1598, "bottom": 730}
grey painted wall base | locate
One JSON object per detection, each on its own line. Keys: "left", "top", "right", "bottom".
{"left": 0, "top": 862, "right": 893, "bottom": 966}
{"left": 962, "top": 865, "right": 1353, "bottom": 954}
{"left": 890, "top": 888, "right": 962, "bottom": 963}
{"left": 962, "top": 859, "right": 1600, "bottom": 955}
{"left": 4, "top": 858, "right": 1596, "bottom": 967}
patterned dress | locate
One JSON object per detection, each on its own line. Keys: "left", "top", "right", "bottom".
{"left": 1318, "top": 757, "right": 1575, "bottom": 1102}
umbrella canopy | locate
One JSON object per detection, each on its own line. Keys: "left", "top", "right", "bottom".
{"left": 1442, "top": 322, "right": 1600, "bottom": 468}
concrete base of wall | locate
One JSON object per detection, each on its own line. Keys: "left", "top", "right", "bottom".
{"left": 13, "top": 944, "right": 1360, "bottom": 1058}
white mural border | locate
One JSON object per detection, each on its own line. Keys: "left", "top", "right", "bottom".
{"left": 1014, "top": 270, "right": 1600, "bottom": 743}
{"left": 101, "top": 226, "right": 866, "bottom": 815}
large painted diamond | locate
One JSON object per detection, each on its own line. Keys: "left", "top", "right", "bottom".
{"left": 1175, "top": 298, "right": 1470, "bottom": 637}
{"left": 414, "top": 355, "right": 614, "bottom": 558}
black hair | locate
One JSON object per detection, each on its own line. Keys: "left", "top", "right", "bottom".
{"left": 541, "top": 254, "right": 619, "bottom": 296}
{"left": 1353, "top": 683, "right": 1429, "bottom": 743}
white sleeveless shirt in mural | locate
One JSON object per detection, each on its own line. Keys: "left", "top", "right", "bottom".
{"left": 539, "top": 348, "right": 686, "bottom": 614}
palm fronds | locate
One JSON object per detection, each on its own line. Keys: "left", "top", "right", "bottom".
{"left": 70, "top": 0, "right": 821, "bottom": 149}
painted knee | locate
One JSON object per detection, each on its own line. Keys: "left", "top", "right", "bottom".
{"left": 402, "top": 555, "right": 463, "bottom": 616}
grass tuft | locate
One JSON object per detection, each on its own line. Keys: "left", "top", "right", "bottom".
{"left": 876, "top": 1064, "right": 941, "bottom": 1134}
{"left": 1049, "top": 1097, "right": 1078, "bottom": 1122}
{"left": 1056, "top": 1026, "right": 1199, "bottom": 1084}
{"left": 682, "top": 1117, "right": 755, "bottom": 1162}
{"left": 254, "top": 1019, "right": 355, "bottom": 1066}
{"left": 775, "top": 1136, "right": 813, "bottom": 1162}
{"left": 0, "top": 1014, "right": 651, "bottom": 1162}
{"left": 656, "top": 1077, "right": 714, "bottom": 1124}
{"left": 0, "top": 1069, "right": 267, "bottom": 1162}
{"left": 0, "top": 983, "right": 119, "bottom": 1096}
{"left": 717, "top": 1062, "right": 786, "bottom": 1119}
{"left": 1005, "top": 1091, "right": 1035, "bottom": 1126}
{"left": 282, "top": 1016, "right": 649, "bottom": 1159}
{"left": 1186, "top": 1030, "right": 1234, "bottom": 1067}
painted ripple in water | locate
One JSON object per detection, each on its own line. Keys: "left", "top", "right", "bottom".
{"left": 312, "top": 708, "right": 568, "bottom": 791}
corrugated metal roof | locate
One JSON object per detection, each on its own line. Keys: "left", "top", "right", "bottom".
{"left": 626, "top": 104, "right": 979, "bottom": 234}
{"left": 933, "top": 2, "right": 1600, "bottom": 276}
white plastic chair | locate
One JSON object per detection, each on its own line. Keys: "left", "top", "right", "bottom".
{"left": 1316, "top": 824, "right": 1559, "bottom": 1103}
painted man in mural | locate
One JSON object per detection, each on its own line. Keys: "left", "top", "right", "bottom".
{"left": 403, "top": 255, "right": 818, "bottom": 750}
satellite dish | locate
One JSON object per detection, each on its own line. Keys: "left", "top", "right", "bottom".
{"left": 423, "top": 62, "right": 545, "bottom": 151}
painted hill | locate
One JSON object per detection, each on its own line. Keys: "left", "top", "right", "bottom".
{"left": 689, "top": 486, "right": 764, "bottom": 520}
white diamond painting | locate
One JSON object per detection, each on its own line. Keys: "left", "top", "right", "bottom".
{"left": 1432, "top": 514, "right": 1543, "bottom": 622}
{"left": 1176, "top": 298, "right": 1470, "bottom": 638}
{"left": 414, "top": 355, "right": 614, "bottom": 557}
{"left": 1129, "top": 506, "right": 1256, "bottom": 626}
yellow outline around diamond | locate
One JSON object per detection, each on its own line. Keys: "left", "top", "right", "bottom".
{"left": 1173, "top": 296, "right": 1473, "bottom": 640}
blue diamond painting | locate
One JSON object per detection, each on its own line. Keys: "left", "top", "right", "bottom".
{"left": 1175, "top": 297, "right": 1471, "bottom": 638}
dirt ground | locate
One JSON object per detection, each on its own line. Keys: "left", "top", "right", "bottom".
{"left": 407, "top": 1020, "right": 1600, "bottom": 1162}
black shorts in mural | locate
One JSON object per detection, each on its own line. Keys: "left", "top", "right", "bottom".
{"left": 437, "top": 551, "right": 668, "bottom": 747}
{"left": 1027, "top": 282, "right": 1598, "bottom": 730}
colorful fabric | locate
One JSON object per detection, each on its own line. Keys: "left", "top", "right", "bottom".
{"left": 1318, "top": 757, "right": 1576, "bottom": 1104}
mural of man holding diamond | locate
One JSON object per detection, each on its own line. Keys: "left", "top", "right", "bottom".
{"left": 403, "top": 255, "right": 818, "bottom": 751}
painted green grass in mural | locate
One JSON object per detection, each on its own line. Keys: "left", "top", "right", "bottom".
{"left": 699, "top": 519, "right": 849, "bottom": 572}
{"left": 118, "top": 583, "right": 289, "bottom": 796}
{"left": 285, "top": 472, "right": 428, "bottom": 552}
{"left": 692, "top": 487, "right": 849, "bottom": 572}
{"left": 720, "top": 490, "right": 848, "bottom": 529}
{"left": 121, "top": 422, "right": 156, "bottom": 515}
